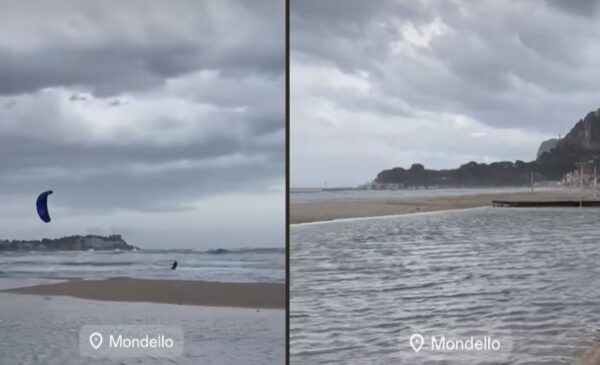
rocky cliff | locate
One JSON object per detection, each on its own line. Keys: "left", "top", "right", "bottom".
{"left": 537, "top": 138, "right": 558, "bottom": 158}
{"left": 555, "top": 109, "right": 600, "bottom": 151}
{"left": 0, "top": 235, "right": 138, "bottom": 251}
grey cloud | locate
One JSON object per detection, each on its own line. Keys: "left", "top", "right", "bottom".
{"left": 0, "top": 104, "right": 283, "bottom": 213}
{"left": 545, "top": 0, "right": 599, "bottom": 16}
{"left": 292, "top": 0, "right": 434, "bottom": 73}
{"left": 167, "top": 73, "right": 286, "bottom": 136}
{"left": 0, "top": 38, "right": 282, "bottom": 97}
{"left": 0, "top": 0, "right": 284, "bottom": 96}
{"left": 292, "top": 0, "right": 431, "bottom": 38}
{"left": 0, "top": 0, "right": 284, "bottom": 249}
{"left": 293, "top": 0, "right": 600, "bottom": 135}
{"left": 0, "top": 153, "right": 282, "bottom": 214}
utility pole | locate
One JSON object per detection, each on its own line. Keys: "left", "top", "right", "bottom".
{"left": 530, "top": 171, "right": 534, "bottom": 193}
{"left": 581, "top": 163, "right": 584, "bottom": 207}
{"left": 595, "top": 162, "right": 597, "bottom": 198}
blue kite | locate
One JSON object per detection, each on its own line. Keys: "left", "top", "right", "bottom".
{"left": 36, "top": 190, "right": 53, "bottom": 223}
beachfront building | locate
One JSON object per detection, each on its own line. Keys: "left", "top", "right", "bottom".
{"left": 562, "top": 167, "right": 597, "bottom": 187}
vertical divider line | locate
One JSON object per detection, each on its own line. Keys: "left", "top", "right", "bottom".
{"left": 285, "top": 0, "right": 291, "bottom": 363}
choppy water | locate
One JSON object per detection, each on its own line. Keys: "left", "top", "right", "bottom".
{"left": 290, "top": 187, "right": 557, "bottom": 203}
{"left": 291, "top": 207, "right": 600, "bottom": 364}
{"left": 0, "top": 248, "right": 285, "bottom": 283}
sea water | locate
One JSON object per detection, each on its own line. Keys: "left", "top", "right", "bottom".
{"left": 0, "top": 247, "right": 285, "bottom": 364}
{"left": 291, "top": 207, "right": 600, "bottom": 364}
{"left": 0, "top": 293, "right": 284, "bottom": 365}
{"left": 0, "top": 248, "right": 284, "bottom": 283}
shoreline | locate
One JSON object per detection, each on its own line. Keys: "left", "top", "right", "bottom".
{"left": 291, "top": 189, "right": 597, "bottom": 224}
{"left": 1, "top": 278, "right": 285, "bottom": 309}
{"left": 573, "top": 341, "right": 600, "bottom": 365}
{"left": 291, "top": 206, "right": 489, "bottom": 226}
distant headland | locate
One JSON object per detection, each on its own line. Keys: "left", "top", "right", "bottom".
{"left": 371, "top": 108, "right": 600, "bottom": 189}
{"left": 0, "top": 235, "right": 138, "bottom": 251}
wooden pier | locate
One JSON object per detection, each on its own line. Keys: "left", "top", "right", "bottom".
{"left": 492, "top": 200, "right": 600, "bottom": 207}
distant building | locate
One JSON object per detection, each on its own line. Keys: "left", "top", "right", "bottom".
{"left": 359, "top": 182, "right": 404, "bottom": 190}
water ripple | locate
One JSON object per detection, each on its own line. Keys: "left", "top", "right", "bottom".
{"left": 291, "top": 207, "right": 600, "bottom": 364}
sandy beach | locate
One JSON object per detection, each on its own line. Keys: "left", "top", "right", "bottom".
{"left": 291, "top": 188, "right": 597, "bottom": 224}
{"left": 2, "top": 278, "right": 285, "bottom": 309}
{"left": 573, "top": 345, "right": 600, "bottom": 365}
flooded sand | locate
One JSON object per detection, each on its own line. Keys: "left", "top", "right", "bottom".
{"left": 0, "top": 289, "right": 284, "bottom": 365}
{"left": 290, "top": 187, "right": 596, "bottom": 224}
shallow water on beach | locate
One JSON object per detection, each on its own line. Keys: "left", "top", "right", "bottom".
{"left": 0, "top": 292, "right": 284, "bottom": 365}
{"left": 291, "top": 207, "right": 600, "bottom": 364}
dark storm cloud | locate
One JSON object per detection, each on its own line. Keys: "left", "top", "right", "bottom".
{"left": 0, "top": 95, "right": 284, "bottom": 213}
{"left": 0, "top": 39, "right": 284, "bottom": 96}
{"left": 293, "top": 0, "right": 600, "bottom": 134}
{"left": 0, "top": 0, "right": 284, "bottom": 216}
{"left": 0, "top": 1, "right": 283, "bottom": 96}
{"left": 0, "top": 134, "right": 282, "bottom": 213}
{"left": 0, "top": 44, "right": 201, "bottom": 96}
{"left": 545, "top": 0, "right": 599, "bottom": 16}
{"left": 292, "top": 0, "right": 433, "bottom": 74}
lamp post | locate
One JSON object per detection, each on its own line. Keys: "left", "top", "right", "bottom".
{"left": 581, "top": 163, "right": 584, "bottom": 206}
{"left": 591, "top": 159, "right": 598, "bottom": 199}
{"left": 576, "top": 162, "right": 585, "bottom": 207}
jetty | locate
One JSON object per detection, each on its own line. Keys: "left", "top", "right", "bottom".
{"left": 492, "top": 200, "right": 600, "bottom": 207}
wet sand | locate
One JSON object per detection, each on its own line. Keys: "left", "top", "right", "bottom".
{"left": 572, "top": 343, "right": 600, "bottom": 365}
{"left": 2, "top": 278, "right": 285, "bottom": 309}
{"left": 291, "top": 189, "right": 597, "bottom": 224}
{"left": 0, "top": 289, "right": 284, "bottom": 365}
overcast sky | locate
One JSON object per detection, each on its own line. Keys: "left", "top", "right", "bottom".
{"left": 0, "top": 0, "right": 284, "bottom": 249}
{"left": 292, "top": 0, "right": 600, "bottom": 187}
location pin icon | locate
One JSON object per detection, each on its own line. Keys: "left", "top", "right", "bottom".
{"left": 410, "top": 333, "right": 424, "bottom": 352}
{"left": 89, "top": 332, "right": 103, "bottom": 350}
